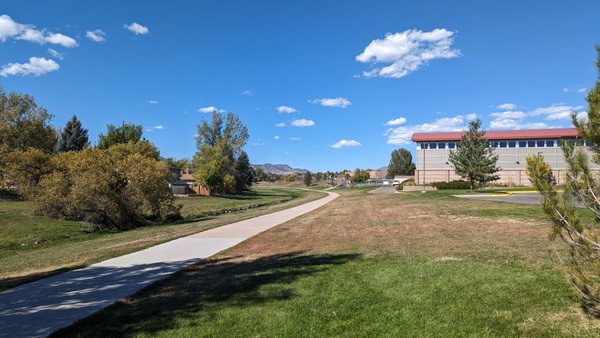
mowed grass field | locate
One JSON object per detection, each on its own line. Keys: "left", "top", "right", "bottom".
{"left": 0, "top": 185, "right": 324, "bottom": 290}
{"left": 53, "top": 188, "right": 600, "bottom": 337}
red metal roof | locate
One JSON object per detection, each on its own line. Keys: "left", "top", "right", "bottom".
{"left": 411, "top": 128, "right": 580, "bottom": 142}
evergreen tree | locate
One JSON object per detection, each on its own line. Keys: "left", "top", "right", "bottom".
{"left": 234, "top": 151, "right": 253, "bottom": 191}
{"left": 448, "top": 119, "right": 500, "bottom": 190}
{"left": 527, "top": 45, "right": 600, "bottom": 316}
{"left": 58, "top": 115, "right": 88, "bottom": 152}
{"left": 387, "top": 148, "right": 416, "bottom": 177}
{"left": 351, "top": 168, "right": 370, "bottom": 183}
{"left": 303, "top": 171, "right": 312, "bottom": 186}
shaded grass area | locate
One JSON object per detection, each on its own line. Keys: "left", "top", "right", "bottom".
{"left": 0, "top": 187, "right": 325, "bottom": 290}
{"left": 53, "top": 254, "right": 594, "bottom": 337}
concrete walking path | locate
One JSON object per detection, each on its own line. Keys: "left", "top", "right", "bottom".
{"left": 0, "top": 190, "right": 338, "bottom": 338}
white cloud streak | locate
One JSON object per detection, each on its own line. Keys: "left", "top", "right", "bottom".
{"left": 277, "top": 105, "right": 297, "bottom": 113}
{"left": 489, "top": 103, "right": 585, "bottom": 129}
{"left": 311, "top": 97, "right": 351, "bottom": 108}
{"left": 386, "top": 114, "right": 473, "bottom": 145}
{"left": 356, "top": 28, "right": 460, "bottom": 78}
{"left": 198, "top": 106, "right": 224, "bottom": 113}
{"left": 0, "top": 15, "right": 77, "bottom": 47}
{"left": 124, "top": 22, "right": 149, "bottom": 35}
{"left": 0, "top": 57, "right": 59, "bottom": 77}
{"left": 86, "top": 29, "right": 106, "bottom": 42}
{"left": 291, "top": 119, "right": 315, "bottom": 127}
{"left": 331, "top": 139, "right": 361, "bottom": 148}
{"left": 386, "top": 117, "right": 407, "bottom": 126}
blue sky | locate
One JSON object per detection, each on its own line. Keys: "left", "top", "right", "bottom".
{"left": 0, "top": 0, "right": 598, "bottom": 171}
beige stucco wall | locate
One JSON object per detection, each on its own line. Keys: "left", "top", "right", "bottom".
{"left": 414, "top": 144, "right": 599, "bottom": 186}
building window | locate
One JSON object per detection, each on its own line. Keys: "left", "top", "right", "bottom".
{"left": 499, "top": 141, "right": 507, "bottom": 148}
{"left": 437, "top": 142, "right": 446, "bottom": 149}
{"left": 490, "top": 141, "right": 498, "bottom": 148}
{"left": 528, "top": 140, "right": 536, "bottom": 148}
{"left": 518, "top": 141, "right": 527, "bottom": 148}
{"left": 420, "top": 143, "right": 428, "bottom": 149}
{"left": 508, "top": 141, "right": 516, "bottom": 148}
{"left": 536, "top": 140, "right": 545, "bottom": 147}
{"left": 430, "top": 143, "right": 437, "bottom": 149}
{"left": 546, "top": 140, "right": 555, "bottom": 147}
{"left": 448, "top": 142, "right": 456, "bottom": 149}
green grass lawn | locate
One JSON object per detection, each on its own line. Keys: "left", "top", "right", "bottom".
{"left": 51, "top": 187, "right": 600, "bottom": 337}
{"left": 0, "top": 185, "right": 324, "bottom": 290}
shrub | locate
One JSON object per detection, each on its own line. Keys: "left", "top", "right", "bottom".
{"left": 431, "top": 180, "right": 472, "bottom": 190}
{"left": 396, "top": 178, "right": 416, "bottom": 191}
{"left": 9, "top": 144, "right": 180, "bottom": 230}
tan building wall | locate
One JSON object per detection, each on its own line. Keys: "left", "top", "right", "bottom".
{"left": 414, "top": 141, "right": 599, "bottom": 186}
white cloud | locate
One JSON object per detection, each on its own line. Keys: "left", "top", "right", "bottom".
{"left": 386, "top": 117, "right": 407, "bottom": 126}
{"left": 0, "top": 15, "right": 77, "bottom": 47}
{"left": 253, "top": 138, "right": 266, "bottom": 146}
{"left": 311, "top": 97, "right": 351, "bottom": 108}
{"left": 563, "top": 87, "right": 587, "bottom": 93}
{"left": 356, "top": 28, "right": 460, "bottom": 78}
{"left": 496, "top": 103, "right": 516, "bottom": 110}
{"left": 86, "top": 29, "right": 106, "bottom": 42}
{"left": 277, "top": 105, "right": 297, "bottom": 113}
{"left": 275, "top": 122, "right": 286, "bottom": 127}
{"left": 241, "top": 90, "right": 253, "bottom": 96}
{"left": 291, "top": 118, "right": 316, "bottom": 127}
{"left": 273, "top": 135, "right": 280, "bottom": 140}
{"left": 146, "top": 125, "right": 164, "bottom": 132}
{"left": 124, "top": 22, "right": 149, "bottom": 35}
{"left": 0, "top": 57, "right": 59, "bottom": 77}
{"left": 331, "top": 139, "right": 361, "bottom": 148}
{"left": 47, "top": 48, "right": 63, "bottom": 60}
{"left": 146, "top": 100, "right": 158, "bottom": 104}
{"left": 198, "top": 106, "right": 224, "bottom": 113}
{"left": 386, "top": 114, "right": 471, "bottom": 145}
{"left": 289, "top": 137, "right": 302, "bottom": 141}
{"left": 488, "top": 103, "right": 584, "bottom": 129}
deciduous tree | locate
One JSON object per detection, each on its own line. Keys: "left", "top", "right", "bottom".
{"left": 387, "top": 148, "right": 416, "bottom": 177}
{"left": 97, "top": 122, "right": 143, "bottom": 149}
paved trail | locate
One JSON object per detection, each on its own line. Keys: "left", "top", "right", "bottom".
{"left": 0, "top": 191, "right": 338, "bottom": 338}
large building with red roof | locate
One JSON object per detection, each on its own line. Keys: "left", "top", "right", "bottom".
{"left": 411, "top": 128, "right": 593, "bottom": 186}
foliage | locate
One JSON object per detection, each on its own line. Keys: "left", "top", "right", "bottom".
{"left": 4, "top": 149, "right": 53, "bottom": 199}
{"left": 0, "top": 88, "right": 57, "bottom": 154}
{"left": 163, "top": 157, "right": 191, "bottom": 169}
{"left": 448, "top": 119, "right": 500, "bottom": 190}
{"left": 0, "top": 89, "right": 56, "bottom": 183}
{"left": 387, "top": 148, "right": 416, "bottom": 177}
{"left": 303, "top": 171, "right": 312, "bottom": 186}
{"left": 527, "top": 46, "right": 600, "bottom": 317}
{"left": 57, "top": 115, "right": 88, "bottom": 152}
{"left": 253, "top": 168, "right": 281, "bottom": 182}
{"left": 97, "top": 122, "right": 143, "bottom": 149}
{"left": 396, "top": 178, "right": 416, "bottom": 191}
{"left": 234, "top": 151, "right": 253, "bottom": 191}
{"left": 431, "top": 180, "right": 471, "bottom": 190}
{"left": 193, "top": 111, "right": 249, "bottom": 194}
{"left": 351, "top": 168, "right": 370, "bottom": 183}
{"left": 8, "top": 144, "right": 180, "bottom": 230}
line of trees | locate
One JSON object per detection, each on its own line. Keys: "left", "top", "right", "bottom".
{"left": 1, "top": 88, "right": 180, "bottom": 230}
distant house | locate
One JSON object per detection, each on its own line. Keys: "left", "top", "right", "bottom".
{"left": 169, "top": 167, "right": 211, "bottom": 196}
{"left": 369, "top": 169, "right": 388, "bottom": 180}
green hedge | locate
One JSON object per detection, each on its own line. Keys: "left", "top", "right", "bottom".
{"left": 431, "top": 180, "right": 471, "bottom": 190}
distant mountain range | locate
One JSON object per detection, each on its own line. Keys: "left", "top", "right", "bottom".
{"left": 252, "top": 163, "right": 308, "bottom": 175}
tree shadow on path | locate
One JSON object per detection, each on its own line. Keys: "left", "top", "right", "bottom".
{"left": 51, "top": 252, "right": 360, "bottom": 337}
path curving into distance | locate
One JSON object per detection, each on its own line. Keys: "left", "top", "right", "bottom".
{"left": 0, "top": 190, "right": 338, "bottom": 338}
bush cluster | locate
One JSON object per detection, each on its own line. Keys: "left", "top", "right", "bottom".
{"left": 430, "top": 180, "right": 472, "bottom": 190}
{"left": 6, "top": 142, "right": 181, "bottom": 230}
